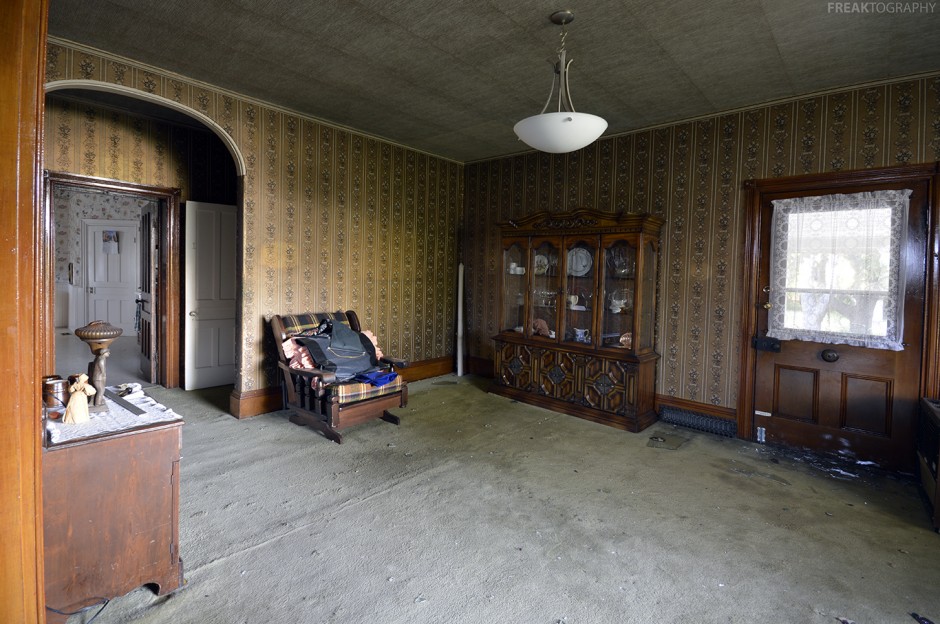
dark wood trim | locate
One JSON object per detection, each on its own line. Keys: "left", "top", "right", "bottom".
{"left": 655, "top": 394, "right": 737, "bottom": 422}
{"left": 43, "top": 171, "right": 182, "bottom": 388}
{"left": 0, "top": 0, "right": 49, "bottom": 621}
{"left": 399, "top": 356, "right": 453, "bottom": 382}
{"left": 499, "top": 208, "right": 665, "bottom": 238}
{"left": 743, "top": 164, "right": 938, "bottom": 194}
{"left": 737, "top": 163, "right": 940, "bottom": 443}
{"left": 466, "top": 356, "right": 494, "bottom": 377}
{"left": 162, "top": 186, "right": 182, "bottom": 389}
{"left": 229, "top": 387, "right": 282, "bottom": 420}
{"left": 737, "top": 177, "right": 764, "bottom": 441}
{"left": 925, "top": 175, "right": 940, "bottom": 398}
{"left": 228, "top": 355, "right": 457, "bottom": 419}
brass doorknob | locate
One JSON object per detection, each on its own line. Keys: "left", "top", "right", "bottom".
{"left": 762, "top": 302, "right": 772, "bottom": 309}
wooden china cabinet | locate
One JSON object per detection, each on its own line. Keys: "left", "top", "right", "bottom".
{"left": 491, "top": 209, "right": 664, "bottom": 432}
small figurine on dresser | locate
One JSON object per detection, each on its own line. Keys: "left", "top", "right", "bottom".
{"left": 63, "top": 372, "right": 96, "bottom": 424}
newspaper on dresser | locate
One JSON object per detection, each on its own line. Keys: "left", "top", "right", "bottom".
{"left": 46, "top": 383, "right": 182, "bottom": 445}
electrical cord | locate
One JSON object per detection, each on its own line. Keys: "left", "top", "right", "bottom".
{"left": 47, "top": 597, "right": 109, "bottom": 623}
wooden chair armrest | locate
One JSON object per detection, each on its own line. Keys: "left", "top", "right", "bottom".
{"left": 380, "top": 356, "right": 409, "bottom": 368}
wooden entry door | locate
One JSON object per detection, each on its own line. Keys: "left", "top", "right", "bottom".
{"left": 749, "top": 173, "right": 932, "bottom": 472}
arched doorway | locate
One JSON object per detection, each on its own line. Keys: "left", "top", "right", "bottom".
{"left": 42, "top": 81, "right": 245, "bottom": 389}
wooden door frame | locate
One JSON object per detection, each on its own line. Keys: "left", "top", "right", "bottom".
{"left": 737, "top": 163, "right": 940, "bottom": 441}
{"left": 2, "top": 0, "right": 49, "bottom": 620}
{"left": 43, "top": 171, "right": 182, "bottom": 388}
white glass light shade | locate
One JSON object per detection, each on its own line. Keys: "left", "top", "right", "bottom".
{"left": 513, "top": 111, "right": 608, "bottom": 153}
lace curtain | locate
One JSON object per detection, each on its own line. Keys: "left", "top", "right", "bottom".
{"left": 767, "top": 189, "right": 911, "bottom": 351}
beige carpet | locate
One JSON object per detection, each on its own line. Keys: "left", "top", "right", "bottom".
{"left": 79, "top": 376, "right": 940, "bottom": 623}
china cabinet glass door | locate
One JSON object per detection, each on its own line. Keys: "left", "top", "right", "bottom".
{"left": 562, "top": 238, "right": 597, "bottom": 345}
{"left": 600, "top": 238, "right": 638, "bottom": 349}
{"left": 637, "top": 240, "right": 658, "bottom": 352}
{"left": 501, "top": 240, "right": 528, "bottom": 333}
{"left": 529, "top": 239, "right": 560, "bottom": 339}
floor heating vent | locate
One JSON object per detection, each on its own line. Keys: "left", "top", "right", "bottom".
{"left": 917, "top": 398, "right": 940, "bottom": 531}
{"left": 659, "top": 407, "right": 736, "bottom": 438}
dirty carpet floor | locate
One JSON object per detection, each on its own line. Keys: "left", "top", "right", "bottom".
{"left": 69, "top": 375, "right": 940, "bottom": 624}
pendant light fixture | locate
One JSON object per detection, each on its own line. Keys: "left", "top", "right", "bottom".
{"left": 513, "top": 10, "right": 608, "bottom": 154}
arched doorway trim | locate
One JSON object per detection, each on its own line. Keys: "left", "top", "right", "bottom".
{"left": 45, "top": 79, "right": 246, "bottom": 176}
{"left": 43, "top": 79, "right": 246, "bottom": 392}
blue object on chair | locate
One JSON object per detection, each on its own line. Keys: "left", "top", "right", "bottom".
{"left": 354, "top": 371, "right": 399, "bottom": 387}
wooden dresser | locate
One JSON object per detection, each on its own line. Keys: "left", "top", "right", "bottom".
{"left": 43, "top": 420, "right": 184, "bottom": 622}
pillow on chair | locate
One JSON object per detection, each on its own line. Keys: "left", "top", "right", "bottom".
{"left": 360, "top": 330, "right": 384, "bottom": 360}
{"left": 296, "top": 320, "right": 377, "bottom": 382}
{"left": 283, "top": 338, "right": 315, "bottom": 370}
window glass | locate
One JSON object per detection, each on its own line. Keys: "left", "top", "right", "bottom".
{"left": 767, "top": 189, "right": 910, "bottom": 350}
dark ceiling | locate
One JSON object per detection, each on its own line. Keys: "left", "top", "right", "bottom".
{"left": 47, "top": 0, "right": 940, "bottom": 163}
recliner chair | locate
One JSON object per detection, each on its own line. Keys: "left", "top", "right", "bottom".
{"left": 270, "top": 310, "right": 408, "bottom": 443}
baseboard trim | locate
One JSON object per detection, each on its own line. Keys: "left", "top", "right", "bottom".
{"left": 229, "top": 356, "right": 456, "bottom": 419}
{"left": 229, "top": 387, "right": 281, "bottom": 420}
{"left": 400, "top": 356, "right": 453, "bottom": 382}
{"left": 655, "top": 394, "right": 736, "bottom": 421}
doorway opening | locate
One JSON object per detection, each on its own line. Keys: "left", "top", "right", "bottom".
{"left": 43, "top": 171, "right": 182, "bottom": 388}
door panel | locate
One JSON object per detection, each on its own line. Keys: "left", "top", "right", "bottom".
{"left": 84, "top": 220, "right": 139, "bottom": 333}
{"left": 771, "top": 365, "right": 818, "bottom": 423}
{"left": 753, "top": 180, "right": 928, "bottom": 471}
{"left": 184, "top": 201, "right": 237, "bottom": 390}
{"left": 842, "top": 374, "right": 891, "bottom": 435}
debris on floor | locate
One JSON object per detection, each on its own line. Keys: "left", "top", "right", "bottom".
{"left": 646, "top": 432, "right": 689, "bottom": 450}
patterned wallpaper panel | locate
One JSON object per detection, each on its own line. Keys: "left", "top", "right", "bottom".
{"left": 464, "top": 75, "right": 940, "bottom": 410}
{"left": 53, "top": 186, "right": 154, "bottom": 286}
{"left": 45, "top": 95, "right": 238, "bottom": 205}
{"left": 45, "top": 40, "right": 462, "bottom": 393}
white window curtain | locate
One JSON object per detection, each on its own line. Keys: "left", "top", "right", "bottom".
{"left": 767, "top": 189, "right": 911, "bottom": 351}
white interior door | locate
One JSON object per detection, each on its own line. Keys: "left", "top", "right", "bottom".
{"left": 84, "top": 220, "right": 139, "bottom": 333}
{"left": 185, "top": 201, "right": 237, "bottom": 390}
